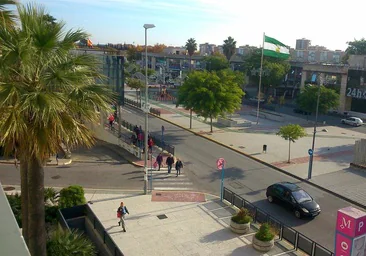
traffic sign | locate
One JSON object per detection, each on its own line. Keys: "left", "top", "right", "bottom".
{"left": 308, "top": 149, "right": 313, "bottom": 156}
{"left": 216, "top": 158, "right": 225, "bottom": 170}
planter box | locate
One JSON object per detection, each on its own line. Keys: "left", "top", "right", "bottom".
{"left": 217, "top": 117, "right": 238, "bottom": 127}
{"left": 230, "top": 220, "right": 250, "bottom": 234}
{"left": 252, "top": 235, "right": 274, "bottom": 252}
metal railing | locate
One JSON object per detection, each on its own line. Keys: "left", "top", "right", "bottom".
{"left": 59, "top": 204, "right": 124, "bottom": 256}
{"left": 120, "top": 119, "right": 175, "bottom": 156}
{"left": 223, "top": 187, "right": 334, "bottom": 256}
{"left": 124, "top": 97, "right": 161, "bottom": 116}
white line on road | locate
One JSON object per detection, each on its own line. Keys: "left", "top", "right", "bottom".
{"left": 152, "top": 187, "right": 193, "bottom": 191}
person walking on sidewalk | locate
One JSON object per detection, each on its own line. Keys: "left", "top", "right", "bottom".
{"left": 166, "top": 154, "right": 175, "bottom": 174}
{"left": 175, "top": 158, "right": 183, "bottom": 177}
{"left": 156, "top": 153, "right": 163, "bottom": 171}
{"left": 108, "top": 114, "right": 115, "bottom": 129}
{"left": 148, "top": 137, "right": 154, "bottom": 154}
{"left": 117, "top": 202, "right": 129, "bottom": 232}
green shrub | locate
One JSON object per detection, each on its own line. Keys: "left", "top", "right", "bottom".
{"left": 58, "top": 185, "right": 86, "bottom": 209}
{"left": 6, "top": 193, "right": 22, "bottom": 228}
{"left": 45, "top": 205, "right": 59, "bottom": 224}
{"left": 47, "top": 226, "right": 96, "bottom": 256}
{"left": 255, "top": 223, "right": 275, "bottom": 241}
{"left": 44, "top": 187, "right": 58, "bottom": 205}
{"left": 231, "top": 207, "right": 253, "bottom": 224}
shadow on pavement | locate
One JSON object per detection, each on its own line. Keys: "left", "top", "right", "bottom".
{"left": 204, "top": 167, "right": 247, "bottom": 183}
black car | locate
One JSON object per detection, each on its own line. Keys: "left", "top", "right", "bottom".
{"left": 266, "top": 182, "right": 321, "bottom": 218}
{"left": 293, "top": 108, "right": 311, "bottom": 115}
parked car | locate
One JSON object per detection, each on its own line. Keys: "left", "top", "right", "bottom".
{"left": 266, "top": 182, "right": 321, "bottom": 219}
{"left": 341, "top": 117, "right": 363, "bottom": 127}
{"left": 293, "top": 108, "right": 311, "bottom": 115}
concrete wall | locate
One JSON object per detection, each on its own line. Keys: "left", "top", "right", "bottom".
{"left": 353, "top": 139, "right": 366, "bottom": 165}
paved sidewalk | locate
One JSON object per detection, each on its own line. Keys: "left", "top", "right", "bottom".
{"left": 124, "top": 94, "right": 366, "bottom": 206}
{"left": 86, "top": 191, "right": 304, "bottom": 256}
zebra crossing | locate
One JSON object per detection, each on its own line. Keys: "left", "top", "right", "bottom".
{"left": 147, "top": 168, "right": 195, "bottom": 191}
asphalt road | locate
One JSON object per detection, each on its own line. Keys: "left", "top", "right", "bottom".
{"left": 275, "top": 105, "right": 366, "bottom": 134}
{"left": 0, "top": 162, "right": 144, "bottom": 190}
{"left": 121, "top": 105, "right": 358, "bottom": 252}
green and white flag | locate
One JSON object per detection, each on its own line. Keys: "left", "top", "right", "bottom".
{"left": 263, "top": 35, "right": 289, "bottom": 59}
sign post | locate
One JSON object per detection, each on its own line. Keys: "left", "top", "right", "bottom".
{"left": 161, "top": 125, "right": 165, "bottom": 146}
{"left": 216, "top": 158, "right": 226, "bottom": 202}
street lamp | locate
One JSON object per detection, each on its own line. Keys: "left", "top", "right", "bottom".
{"left": 307, "top": 74, "right": 322, "bottom": 180}
{"left": 143, "top": 23, "right": 155, "bottom": 195}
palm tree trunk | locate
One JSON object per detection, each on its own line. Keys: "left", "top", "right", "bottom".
{"left": 27, "top": 155, "right": 46, "bottom": 256}
{"left": 288, "top": 140, "right": 291, "bottom": 163}
{"left": 189, "top": 109, "right": 192, "bottom": 129}
{"left": 20, "top": 155, "right": 29, "bottom": 245}
{"left": 210, "top": 115, "right": 213, "bottom": 133}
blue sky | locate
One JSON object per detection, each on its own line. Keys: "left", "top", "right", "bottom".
{"left": 20, "top": 0, "right": 366, "bottom": 51}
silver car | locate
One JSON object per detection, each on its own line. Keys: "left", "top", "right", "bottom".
{"left": 341, "top": 117, "right": 364, "bottom": 126}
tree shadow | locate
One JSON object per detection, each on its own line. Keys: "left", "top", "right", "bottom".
{"left": 204, "top": 166, "right": 246, "bottom": 183}
{"left": 314, "top": 144, "right": 354, "bottom": 164}
{"left": 199, "top": 228, "right": 238, "bottom": 243}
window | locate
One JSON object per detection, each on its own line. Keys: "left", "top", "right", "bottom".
{"left": 291, "top": 190, "right": 312, "bottom": 203}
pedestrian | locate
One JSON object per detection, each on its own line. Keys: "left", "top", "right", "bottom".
{"left": 156, "top": 153, "right": 163, "bottom": 171}
{"left": 56, "top": 153, "right": 59, "bottom": 165}
{"left": 117, "top": 201, "right": 129, "bottom": 232}
{"left": 166, "top": 154, "right": 174, "bottom": 174}
{"left": 108, "top": 114, "right": 115, "bottom": 129}
{"left": 148, "top": 137, "right": 154, "bottom": 154}
{"left": 175, "top": 158, "right": 183, "bottom": 177}
{"left": 138, "top": 132, "right": 144, "bottom": 149}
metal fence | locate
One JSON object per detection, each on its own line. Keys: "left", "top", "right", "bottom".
{"left": 120, "top": 119, "right": 175, "bottom": 156}
{"left": 125, "top": 98, "right": 141, "bottom": 108}
{"left": 59, "top": 204, "right": 124, "bottom": 256}
{"left": 223, "top": 187, "right": 334, "bottom": 256}
{"left": 124, "top": 97, "right": 161, "bottom": 116}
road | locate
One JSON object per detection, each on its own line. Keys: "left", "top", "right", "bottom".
{"left": 275, "top": 104, "right": 366, "bottom": 134}
{"left": 0, "top": 162, "right": 144, "bottom": 190}
{"left": 121, "top": 105, "right": 358, "bottom": 251}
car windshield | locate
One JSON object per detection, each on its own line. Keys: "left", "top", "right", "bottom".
{"left": 291, "top": 190, "right": 312, "bottom": 203}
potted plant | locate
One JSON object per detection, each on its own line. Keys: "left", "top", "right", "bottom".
{"left": 252, "top": 223, "right": 276, "bottom": 252}
{"left": 230, "top": 208, "right": 253, "bottom": 234}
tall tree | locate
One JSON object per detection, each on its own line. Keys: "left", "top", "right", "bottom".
{"left": 203, "top": 55, "right": 229, "bottom": 72}
{"left": 0, "top": 3, "right": 115, "bottom": 255}
{"left": 277, "top": 124, "right": 307, "bottom": 163}
{"left": 244, "top": 48, "right": 290, "bottom": 90}
{"left": 185, "top": 38, "right": 197, "bottom": 71}
{"left": 185, "top": 38, "right": 198, "bottom": 129}
{"left": 296, "top": 85, "right": 339, "bottom": 114}
{"left": 177, "top": 70, "right": 244, "bottom": 132}
{"left": 127, "top": 78, "right": 145, "bottom": 104}
{"left": 223, "top": 36, "right": 237, "bottom": 61}
{"left": 343, "top": 38, "right": 366, "bottom": 63}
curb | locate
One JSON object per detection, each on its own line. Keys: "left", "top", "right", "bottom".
{"left": 146, "top": 112, "right": 366, "bottom": 210}
{"left": 350, "top": 163, "right": 366, "bottom": 171}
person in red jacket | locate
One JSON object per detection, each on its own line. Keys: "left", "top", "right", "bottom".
{"left": 148, "top": 137, "right": 154, "bottom": 154}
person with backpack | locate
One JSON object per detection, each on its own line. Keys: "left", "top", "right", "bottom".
{"left": 166, "top": 155, "right": 174, "bottom": 174}
{"left": 175, "top": 158, "right": 183, "bottom": 177}
{"left": 117, "top": 201, "right": 129, "bottom": 232}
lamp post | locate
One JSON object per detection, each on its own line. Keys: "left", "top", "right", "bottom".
{"left": 143, "top": 23, "right": 155, "bottom": 195}
{"left": 307, "top": 74, "right": 322, "bottom": 180}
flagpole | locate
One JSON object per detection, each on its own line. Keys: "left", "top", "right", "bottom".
{"left": 256, "top": 32, "right": 265, "bottom": 125}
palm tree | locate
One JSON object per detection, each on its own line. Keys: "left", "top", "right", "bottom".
{"left": 0, "top": 3, "right": 116, "bottom": 255}
{"left": 185, "top": 38, "right": 197, "bottom": 129}
{"left": 0, "top": 0, "right": 16, "bottom": 28}
{"left": 223, "top": 36, "right": 237, "bottom": 62}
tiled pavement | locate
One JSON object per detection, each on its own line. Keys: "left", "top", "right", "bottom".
{"left": 87, "top": 191, "right": 306, "bottom": 256}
